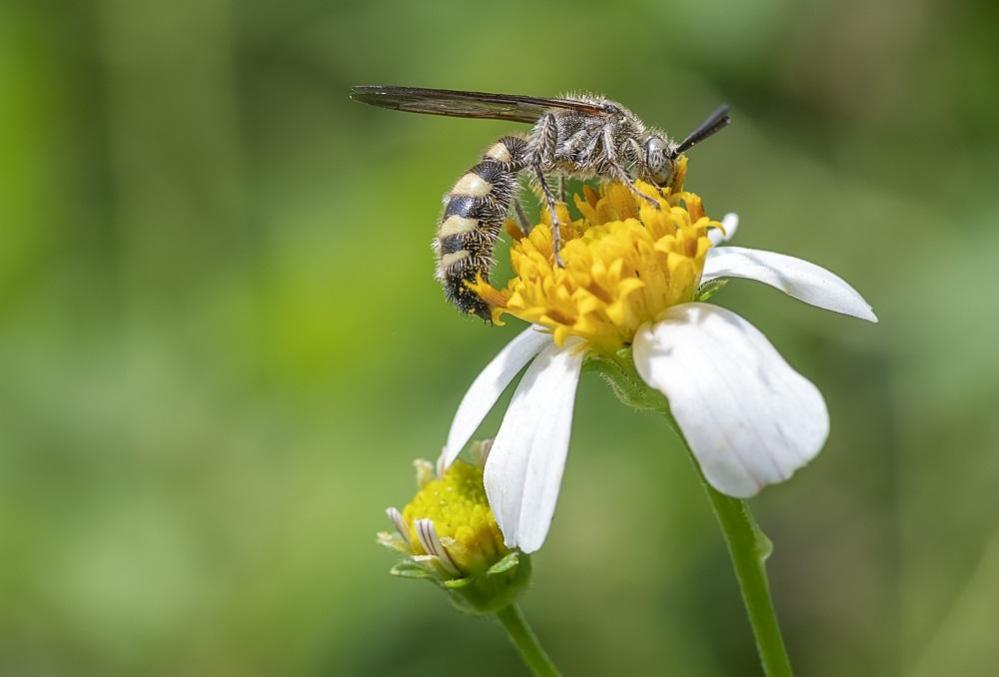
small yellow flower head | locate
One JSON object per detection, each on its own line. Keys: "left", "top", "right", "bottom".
{"left": 379, "top": 442, "right": 531, "bottom": 614}
{"left": 402, "top": 457, "right": 507, "bottom": 576}
{"left": 471, "top": 161, "right": 724, "bottom": 353}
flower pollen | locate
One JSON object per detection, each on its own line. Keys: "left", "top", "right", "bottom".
{"left": 470, "top": 168, "right": 721, "bottom": 352}
{"left": 401, "top": 459, "right": 508, "bottom": 577}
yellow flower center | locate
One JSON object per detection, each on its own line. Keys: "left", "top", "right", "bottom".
{"left": 470, "top": 161, "right": 722, "bottom": 352}
{"left": 402, "top": 460, "right": 508, "bottom": 576}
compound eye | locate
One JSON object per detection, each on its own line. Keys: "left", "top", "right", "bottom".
{"left": 645, "top": 137, "right": 671, "bottom": 184}
{"left": 655, "top": 157, "right": 674, "bottom": 186}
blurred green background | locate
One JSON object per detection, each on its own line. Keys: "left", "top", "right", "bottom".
{"left": 2, "top": 0, "right": 998, "bottom": 675}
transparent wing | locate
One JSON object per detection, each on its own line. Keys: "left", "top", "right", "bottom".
{"left": 350, "top": 85, "right": 609, "bottom": 124}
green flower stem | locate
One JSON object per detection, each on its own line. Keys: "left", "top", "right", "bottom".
{"left": 585, "top": 349, "right": 793, "bottom": 676}
{"left": 495, "top": 604, "right": 561, "bottom": 677}
{"left": 682, "top": 437, "right": 794, "bottom": 677}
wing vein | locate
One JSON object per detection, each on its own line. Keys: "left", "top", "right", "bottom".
{"left": 350, "top": 85, "right": 608, "bottom": 124}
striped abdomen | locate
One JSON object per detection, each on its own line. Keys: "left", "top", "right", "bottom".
{"left": 434, "top": 136, "right": 528, "bottom": 320}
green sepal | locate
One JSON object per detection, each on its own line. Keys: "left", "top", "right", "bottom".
{"left": 442, "top": 576, "right": 471, "bottom": 589}
{"left": 390, "top": 560, "right": 435, "bottom": 579}
{"left": 584, "top": 348, "right": 668, "bottom": 413}
{"left": 441, "top": 552, "right": 533, "bottom": 616}
{"left": 390, "top": 553, "right": 532, "bottom": 614}
{"left": 697, "top": 278, "right": 727, "bottom": 301}
{"left": 486, "top": 551, "right": 520, "bottom": 575}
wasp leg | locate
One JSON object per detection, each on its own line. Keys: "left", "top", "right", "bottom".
{"left": 532, "top": 113, "right": 559, "bottom": 168}
{"left": 604, "top": 125, "right": 660, "bottom": 209}
{"left": 619, "top": 166, "right": 661, "bottom": 209}
{"left": 526, "top": 115, "right": 565, "bottom": 263}
{"left": 534, "top": 166, "right": 565, "bottom": 267}
{"left": 513, "top": 198, "right": 531, "bottom": 234}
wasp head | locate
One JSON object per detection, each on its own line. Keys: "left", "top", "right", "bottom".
{"left": 643, "top": 134, "right": 677, "bottom": 187}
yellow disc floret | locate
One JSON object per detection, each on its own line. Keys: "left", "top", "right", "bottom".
{"left": 470, "top": 166, "right": 722, "bottom": 353}
{"left": 402, "top": 460, "right": 507, "bottom": 576}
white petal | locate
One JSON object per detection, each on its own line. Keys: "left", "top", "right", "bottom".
{"left": 440, "top": 327, "right": 552, "bottom": 468}
{"left": 709, "top": 212, "right": 739, "bottom": 245}
{"left": 633, "top": 303, "right": 829, "bottom": 498}
{"left": 386, "top": 507, "right": 410, "bottom": 546}
{"left": 701, "top": 246, "right": 877, "bottom": 322}
{"left": 484, "top": 340, "right": 585, "bottom": 553}
{"left": 414, "top": 519, "right": 460, "bottom": 575}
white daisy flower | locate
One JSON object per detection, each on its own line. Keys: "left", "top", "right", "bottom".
{"left": 441, "top": 175, "right": 876, "bottom": 554}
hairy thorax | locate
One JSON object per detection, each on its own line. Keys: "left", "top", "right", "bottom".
{"left": 532, "top": 97, "right": 647, "bottom": 179}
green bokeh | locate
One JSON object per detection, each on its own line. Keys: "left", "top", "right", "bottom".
{"left": 2, "top": 0, "right": 998, "bottom": 675}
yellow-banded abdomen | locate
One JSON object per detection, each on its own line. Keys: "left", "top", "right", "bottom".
{"left": 434, "top": 135, "right": 528, "bottom": 319}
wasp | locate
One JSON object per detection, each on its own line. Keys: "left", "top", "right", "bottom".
{"left": 350, "top": 85, "right": 731, "bottom": 319}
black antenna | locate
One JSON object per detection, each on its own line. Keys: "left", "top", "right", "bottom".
{"left": 671, "top": 105, "right": 732, "bottom": 157}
